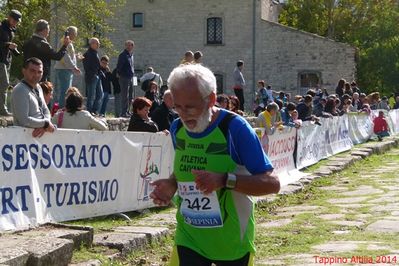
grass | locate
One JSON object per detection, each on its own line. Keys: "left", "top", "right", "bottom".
{"left": 70, "top": 146, "right": 399, "bottom": 265}
{"left": 66, "top": 207, "right": 173, "bottom": 232}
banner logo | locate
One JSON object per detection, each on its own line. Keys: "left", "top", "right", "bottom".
{"left": 138, "top": 146, "right": 161, "bottom": 202}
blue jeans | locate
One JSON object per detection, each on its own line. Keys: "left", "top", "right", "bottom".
{"left": 56, "top": 69, "right": 73, "bottom": 108}
{"left": 85, "top": 75, "right": 103, "bottom": 113}
{"left": 100, "top": 91, "right": 109, "bottom": 115}
{"left": 376, "top": 131, "right": 390, "bottom": 138}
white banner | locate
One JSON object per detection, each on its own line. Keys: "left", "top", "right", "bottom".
{"left": 347, "top": 112, "right": 373, "bottom": 144}
{"left": 0, "top": 128, "right": 174, "bottom": 231}
{"left": 388, "top": 109, "right": 399, "bottom": 134}
{"left": 296, "top": 116, "right": 353, "bottom": 169}
{"left": 257, "top": 127, "right": 307, "bottom": 186}
{"left": 296, "top": 121, "right": 326, "bottom": 169}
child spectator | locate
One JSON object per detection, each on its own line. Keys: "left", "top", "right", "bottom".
{"left": 99, "top": 55, "right": 112, "bottom": 117}
{"left": 39, "top": 81, "right": 59, "bottom": 116}
{"left": 373, "top": 111, "right": 390, "bottom": 140}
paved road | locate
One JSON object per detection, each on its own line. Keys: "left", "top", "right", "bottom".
{"left": 255, "top": 148, "right": 399, "bottom": 266}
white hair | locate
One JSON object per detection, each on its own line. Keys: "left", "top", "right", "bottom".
{"left": 66, "top": 26, "right": 78, "bottom": 36}
{"left": 89, "top": 37, "right": 99, "bottom": 45}
{"left": 167, "top": 64, "right": 216, "bottom": 98}
{"left": 125, "top": 40, "right": 135, "bottom": 46}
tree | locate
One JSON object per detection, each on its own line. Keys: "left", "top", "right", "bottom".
{"left": 279, "top": 0, "right": 399, "bottom": 94}
{"left": 1, "top": 0, "right": 124, "bottom": 80}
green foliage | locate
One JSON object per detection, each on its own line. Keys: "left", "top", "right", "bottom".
{"left": 279, "top": 0, "right": 399, "bottom": 94}
{"left": 2, "top": 0, "right": 124, "bottom": 80}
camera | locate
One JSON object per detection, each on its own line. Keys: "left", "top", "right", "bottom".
{"left": 64, "top": 31, "right": 69, "bottom": 37}
{"left": 12, "top": 48, "right": 20, "bottom": 56}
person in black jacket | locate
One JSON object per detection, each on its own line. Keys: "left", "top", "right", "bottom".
{"left": 116, "top": 40, "right": 135, "bottom": 117}
{"left": 83, "top": 38, "right": 103, "bottom": 114}
{"left": 22, "top": 19, "right": 69, "bottom": 82}
{"left": 127, "top": 97, "right": 158, "bottom": 132}
{"left": 145, "top": 81, "right": 161, "bottom": 115}
{"left": 151, "top": 90, "right": 178, "bottom": 131}
{"left": 0, "top": 10, "right": 21, "bottom": 115}
{"left": 111, "top": 68, "right": 121, "bottom": 117}
{"left": 99, "top": 55, "right": 112, "bottom": 117}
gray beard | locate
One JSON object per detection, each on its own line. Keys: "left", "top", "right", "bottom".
{"left": 182, "top": 108, "right": 212, "bottom": 133}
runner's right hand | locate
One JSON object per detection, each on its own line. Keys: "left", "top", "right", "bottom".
{"left": 150, "top": 178, "right": 177, "bottom": 206}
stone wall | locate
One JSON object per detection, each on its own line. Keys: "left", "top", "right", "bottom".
{"left": 0, "top": 116, "right": 258, "bottom": 131}
{"left": 257, "top": 21, "right": 356, "bottom": 95}
{"left": 0, "top": 116, "right": 131, "bottom": 131}
{"left": 107, "top": 0, "right": 254, "bottom": 97}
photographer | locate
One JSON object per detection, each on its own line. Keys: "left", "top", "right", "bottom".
{"left": 23, "top": 19, "right": 70, "bottom": 82}
{"left": 0, "top": 10, "right": 22, "bottom": 116}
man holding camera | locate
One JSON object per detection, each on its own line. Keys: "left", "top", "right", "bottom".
{"left": 0, "top": 10, "right": 22, "bottom": 116}
{"left": 23, "top": 19, "right": 70, "bottom": 82}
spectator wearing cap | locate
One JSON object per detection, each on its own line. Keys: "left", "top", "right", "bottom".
{"left": 0, "top": 9, "right": 21, "bottom": 116}
{"left": 23, "top": 19, "right": 70, "bottom": 82}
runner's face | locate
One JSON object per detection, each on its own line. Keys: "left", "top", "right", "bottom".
{"left": 22, "top": 63, "right": 43, "bottom": 85}
{"left": 172, "top": 79, "right": 212, "bottom": 132}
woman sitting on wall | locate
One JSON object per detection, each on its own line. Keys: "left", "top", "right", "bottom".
{"left": 127, "top": 97, "right": 159, "bottom": 132}
{"left": 52, "top": 91, "right": 108, "bottom": 130}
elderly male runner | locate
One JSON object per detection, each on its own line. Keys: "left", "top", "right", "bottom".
{"left": 150, "top": 64, "right": 280, "bottom": 266}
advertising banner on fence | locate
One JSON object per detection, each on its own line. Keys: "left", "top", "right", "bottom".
{"left": 296, "top": 121, "right": 325, "bottom": 169}
{"left": 296, "top": 116, "right": 353, "bottom": 169}
{"left": 347, "top": 113, "right": 373, "bottom": 144}
{"left": 388, "top": 109, "right": 399, "bottom": 134}
{"left": 257, "top": 127, "right": 307, "bottom": 186}
{"left": 0, "top": 128, "right": 174, "bottom": 231}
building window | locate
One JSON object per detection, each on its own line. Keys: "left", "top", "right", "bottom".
{"left": 299, "top": 72, "right": 320, "bottom": 88}
{"left": 214, "top": 73, "right": 224, "bottom": 94}
{"left": 207, "top": 17, "right": 223, "bottom": 44}
{"left": 133, "top": 13, "right": 144, "bottom": 28}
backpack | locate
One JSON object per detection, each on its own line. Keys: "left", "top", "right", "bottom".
{"left": 140, "top": 74, "right": 157, "bottom": 92}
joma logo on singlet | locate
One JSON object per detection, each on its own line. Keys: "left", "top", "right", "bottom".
{"left": 187, "top": 143, "right": 205, "bottom": 149}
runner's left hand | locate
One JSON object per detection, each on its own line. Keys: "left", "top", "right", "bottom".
{"left": 192, "top": 170, "right": 226, "bottom": 195}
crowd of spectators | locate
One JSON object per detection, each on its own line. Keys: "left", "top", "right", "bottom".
{"left": 3, "top": 10, "right": 399, "bottom": 141}
{"left": 216, "top": 77, "right": 398, "bottom": 141}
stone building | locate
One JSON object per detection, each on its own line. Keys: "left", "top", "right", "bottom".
{"left": 107, "top": 0, "right": 356, "bottom": 108}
